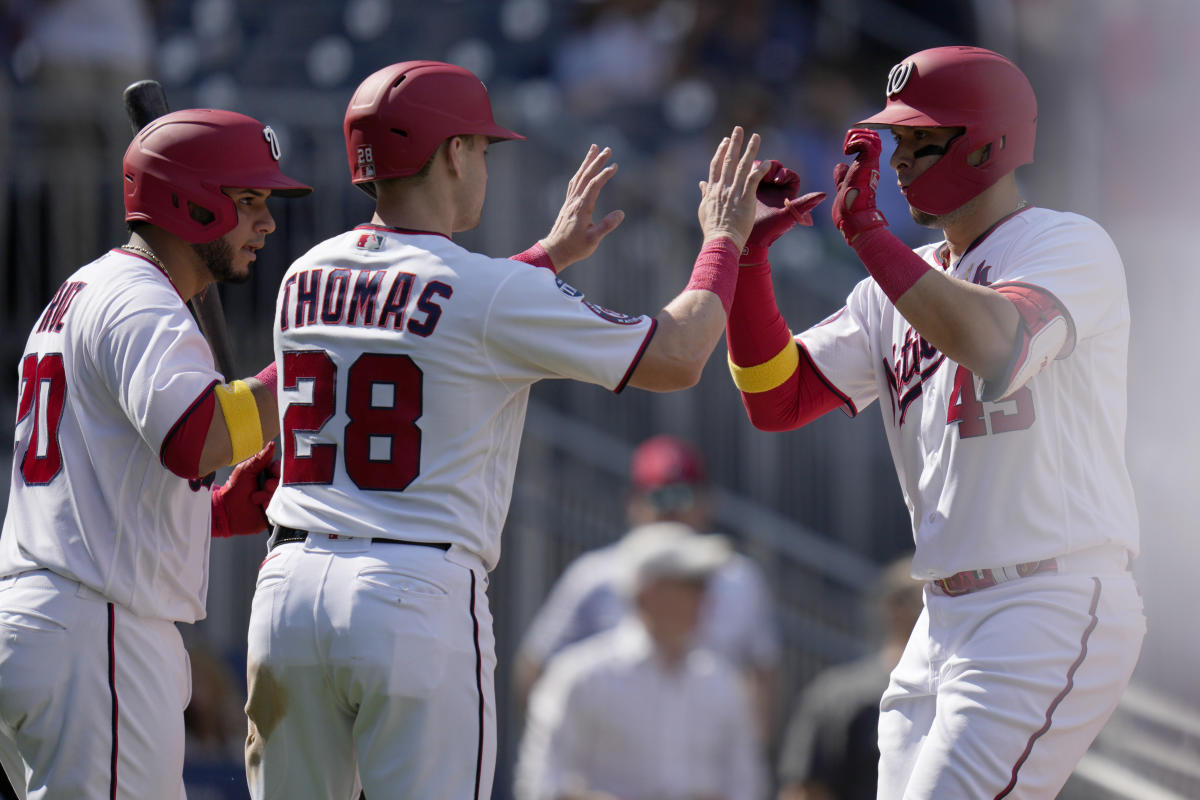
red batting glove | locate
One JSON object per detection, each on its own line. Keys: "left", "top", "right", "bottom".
{"left": 211, "top": 441, "right": 279, "bottom": 538}
{"left": 832, "top": 129, "right": 889, "bottom": 245}
{"left": 743, "top": 160, "right": 826, "bottom": 264}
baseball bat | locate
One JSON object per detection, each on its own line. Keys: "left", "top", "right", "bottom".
{"left": 123, "top": 79, "right": 240, "bottom": 382}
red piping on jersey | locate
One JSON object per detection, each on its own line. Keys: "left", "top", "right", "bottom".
{"left": 354, "top": 223, "right": 451, "bottom": 241}
{"left": 469, "top": 570, "right": 485, "bottom": 800}
{"left": 615, "top": 319, "right": 657, "bottom": 394}
{"left": 108, "top": 603, "right": 119, "bottom": 800}
{"left": 110, "top": 248, "right": 184, "bottom": 302}
{"left": 994, "top": 577, "right": 1102, "bottom": 799}
{"left": 798, "top": 340, "right": 857, "bottom": 417}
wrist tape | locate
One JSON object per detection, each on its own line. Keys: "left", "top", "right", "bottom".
{"left": 214, "top": 380, "right": 263, "bottom": 465}
{"left": 850, "top": 227, "right": 933, "bottom": 305}
{"left": 685, "top": 238, "right": 740, "bottom": 316}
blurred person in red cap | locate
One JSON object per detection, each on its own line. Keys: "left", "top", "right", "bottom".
{"left": 514, "top": 434, "right": 782, "bottom": 743}
{"left": 626, "top": 434, "right": 713, "bottom": 530}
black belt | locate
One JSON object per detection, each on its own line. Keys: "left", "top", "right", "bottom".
{"left": 268, "top": 525, "right": 451, "bottom": 553}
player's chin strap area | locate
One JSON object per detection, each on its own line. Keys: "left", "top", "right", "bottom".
{"left": 265, "top": 525, "right": 451, "bottom": 554}
{"left": 929, "top": 545, "right": 1133, "bottom": 597}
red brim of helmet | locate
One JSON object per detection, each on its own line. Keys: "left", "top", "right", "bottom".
{"left": 235, "top": 172, "right": 313, "bottom": 197}
{"left": 482, "top": 121, "right": 526, "bottom": 143}
{"left": 856, "top": 103, "right": 949, "bottom": 130}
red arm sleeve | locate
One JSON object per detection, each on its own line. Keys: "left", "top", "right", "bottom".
{"left": 739, "top": 346, "right": 845, "bottom": 431}
{"left": 160, "top": 381, "right": 218, "bottom": 480}
{"left": 727, "top": 263, "right": 842, "bottom": 431}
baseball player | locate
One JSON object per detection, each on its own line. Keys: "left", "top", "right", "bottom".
{"left": 243, "top": 60, "right": 806, "bottom": 800}
{"left": 0, "top": 109, "right": 310, "bottom": 799}
{"left": 725, "top": 46, "right": 1146, "bottom": 798}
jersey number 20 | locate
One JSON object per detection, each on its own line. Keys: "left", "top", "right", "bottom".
{"left": 16, "top": 354, "right": 67, "bottom": 485}
{"left": 281, "top": 350, "right": 422, "bottom": 491}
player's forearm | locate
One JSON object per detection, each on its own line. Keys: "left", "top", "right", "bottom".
{"left": 627, "top": 292, "right": 726, "bottom": 391}
{"left": 893, "top": 269, "right": 1020, "bottom": 382}
{"left": 197, "top": 379, "right": 279, "bottom": 476}
{"left": 849, "top": 228, "right": 1019, "bottom": 381}
{"left": 246, "top": 378, "right": 280, "bottom": 443}
{"left": 727, "top": 263, "right": 840, "bottom": 431}
{"left": 627, "top": 238, "right": 739, "bottom": 392}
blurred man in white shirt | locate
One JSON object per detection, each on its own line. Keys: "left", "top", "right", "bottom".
{"left": 516, "top": 523, "right": 767, "bottom": 800}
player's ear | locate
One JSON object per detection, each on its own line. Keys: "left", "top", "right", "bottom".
{"left": 444, "top": 136, "right": 470, "bottom": 178}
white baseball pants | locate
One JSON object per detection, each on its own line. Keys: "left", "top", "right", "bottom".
{"left": 877, "top": 566, "right": 1145, "bottom": 799}
{"left": 0, "top": 569, "right": 190, "bottom": 799}
{"left": 245, "top": 534, "right": 496, "bottom": 800}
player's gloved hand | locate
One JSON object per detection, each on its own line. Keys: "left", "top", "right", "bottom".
{"left": 211, "top": 441, "right": 279, "bottom": 538}
{"left": 832, "top": 128, "right": 889, "bottom": 246}
{"left": 742, "top": 159, "right": 826, "bottom": 263}
{"left": 538, "top": 144, "right": 626, "bottom": 272}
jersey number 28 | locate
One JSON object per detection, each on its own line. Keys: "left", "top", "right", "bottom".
{"left": 281, "top": 350, "right": 422, "bottom": 491}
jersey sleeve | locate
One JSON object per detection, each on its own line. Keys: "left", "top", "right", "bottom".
{"left": 89, "top": 278, "right": 224, "bottom": 454}
{"left": 794, "top": 278, "right": 883, "bottom": 416}
{"left": 996, "top": 215, "right": 1127, "bottom": 350}
{"left": 483, "top": 264, "right": 655, "bottom": 392}
{"left": 982, "top": 215, "right": 1127, "bottom": 399}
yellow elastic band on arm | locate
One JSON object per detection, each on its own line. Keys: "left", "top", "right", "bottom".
{"left": 214, "top": 380, "right": 264, "bottom": 465}
{"left": 727, "top": 340, "right": 800, "bottom": 393}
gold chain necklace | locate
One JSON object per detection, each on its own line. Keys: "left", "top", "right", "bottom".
{"left": 120, "top": 244, "right": 174, "bottom": 285}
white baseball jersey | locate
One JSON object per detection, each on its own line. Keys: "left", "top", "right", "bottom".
{"left": 267, "top": 226, "right": 656, "bottom": 569}
{"left": 1, "top": 249, "right": 220, "bottom": 622}
{"left": 797, "top": 207, "right": 1138, "bottom": 578}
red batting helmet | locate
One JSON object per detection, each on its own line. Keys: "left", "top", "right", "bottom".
{"left": 123, "top": 109, "right": 312, "bottom": 243}
{"left": 344, "top": 60, "right": 525, "bottom": 194}
{"left": 857, "top": 46, "right": 1037, "bottom": 216}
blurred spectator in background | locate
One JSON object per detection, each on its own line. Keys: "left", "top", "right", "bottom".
{"left": 8, "top": 0, "right": 158, "bottom": 286}
{"left": 515, "top": 524, "right": 767, "bottom": 800}
{"left": 515, "top": 434, "right": 782, "bottom": 742}
{"left": 776, "top": 554, "right": 923, "bottom": 800}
